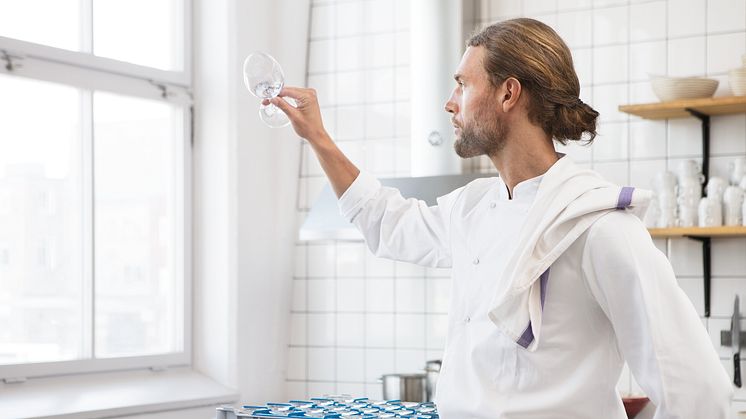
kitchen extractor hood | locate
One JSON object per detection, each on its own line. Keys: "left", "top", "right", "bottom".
{"left": 298, "top": 173, "right": 493, "bottom": 241}
{"left": 410, "top": 0, "right": 466, "bottom": 176}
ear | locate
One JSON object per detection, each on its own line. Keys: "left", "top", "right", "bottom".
{"left": 500, "top": 77, "right": 522, "bottom": 112}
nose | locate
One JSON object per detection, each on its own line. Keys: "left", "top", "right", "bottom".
{"left": 444, "top": 89, "right": 458, "bottom": 114}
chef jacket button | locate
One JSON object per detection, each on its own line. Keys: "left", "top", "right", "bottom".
{"left": 464, "top": 316, "right": 471, "bottom": 323}
{"left": 489, "top": 202, "right": 497, "bottom": 209}
{"left": 472, "top": 257, "right": 479, "bottom": 265}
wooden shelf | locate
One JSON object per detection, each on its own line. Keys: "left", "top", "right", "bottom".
{"left": 619, "top": 95, "right": 746, "bottom": 120}
{"left": 624, "top": 95, "right": 746, "bottom": 317}
{"left": 649, "top": 226, "right": 746, "bottom": 238}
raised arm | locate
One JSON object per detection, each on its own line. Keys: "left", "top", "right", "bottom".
{"left": 269, "top": 87, "right": 358, "bottom": 198}
{"left": 273, "top": 86, "right": 455, "bottom": 268}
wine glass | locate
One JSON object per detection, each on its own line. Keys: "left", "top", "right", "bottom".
{"left": 243, "top": 52, "right": 292, "bottom": 128}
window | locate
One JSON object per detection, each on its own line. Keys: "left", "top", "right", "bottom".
{"left": 0, "top": 1, "right": 191, "bottom": 380}
{"left": 0, "top": 0, "right": 185, "bottom": 71}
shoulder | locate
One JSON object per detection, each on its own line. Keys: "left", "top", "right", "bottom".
{"left": 465, "top": 176, "right": 500, "bottom": 190}
{"left": 584, "top": 210, "right": 655, "bottom": 258}
{"left": 437, "top": 176, "right": 498, "bottom": 207}
{"left": 453, "top": 176, "right": 499, "bottom": 197}
{"left": 590, "top": 209, "right": 648, "bottom": 233}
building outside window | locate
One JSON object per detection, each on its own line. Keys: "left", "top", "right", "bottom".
{"left": 0, "top": 0, "right": 192, "bottom": 380}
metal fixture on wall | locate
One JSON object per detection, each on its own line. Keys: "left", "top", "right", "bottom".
{"left": 299, "top": 173, "right": 489, "bottom": 240}
{"left": 410, "top": 0, "right": 470, "bottom": 177}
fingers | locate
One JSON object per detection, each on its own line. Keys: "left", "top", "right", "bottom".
{"left": 271, "top": 96, "right": 298, "bottom": 117}
{"left": 277, "top": 86, "right": 306, "bottom": 99}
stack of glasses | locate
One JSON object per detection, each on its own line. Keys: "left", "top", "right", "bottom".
{"left": 216, "top": 396, "right": 439, "bottom": 419}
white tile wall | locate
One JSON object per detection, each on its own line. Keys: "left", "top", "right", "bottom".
{"left": 365, "top": 313, "right": 395, "bottom": 347}
{"left": 629, "top": 1, "right": 666, "bottom": 43}
{"left": 668, "top": 36, "right": 707, "bottom": 77}
{"left": 307, "top": 279, "right": 336, "bottom": 311}
{"left": 337, "top": 313, "right": 365, "bottom": 346}
{"left": 593, "top": 5, "right": 629, "bottom": 45}
{"left": 336, "top": 37, "right": 364, "bottom": 71}
{"left": 707, "top": 0, "right": 746, "bottom": 34}
{"left": 556, "top": 10, "right": 592, "bottom": 48}
{"left": 365, "top": 279, "right": 394, "bottom": 312}
{"left": 668, "top": 0, "right": 706, "bottom": 38}
{"left": 365, "top": 348, "right": 395, "bottom": 382}
{"left": 629, "top": 41, "right": 666, "bottom": 81}
{"left": 593, "top": 44, "right": 629, "bottom": 84}
{"left": 594, "top": 121, "right": 629, "bottom": 161}
{"left": 336, "top": 348, "right": 365, "bottom": 382}
{"left": 395, "top": 278, "right": 425, "bottom": 312}
{"left": 335, "top": 2, "right": 363, "bottom": 37}
{"left": 395, "top": 349, "right": 427, "bottom": 374}
{"left": 629, "top": 120, "right": 666, "bottom": 159}
{"left": 290, "top": 0, "right": 746, "bottom": 405}
{"left": 337, "top": 278, "right": 364, "bottom": 312}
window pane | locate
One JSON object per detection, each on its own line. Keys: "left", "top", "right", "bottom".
{"left": 93, "top": 0, "right": 184, "bottom": 71}
{"left": 0, "top": 74, "right": 85, "bottom": 365}
{"left": 0, "top": 0, "right": 81, "bottom": 51}
{"left": 93, "top": 92, "right": 182, "bottom": 358}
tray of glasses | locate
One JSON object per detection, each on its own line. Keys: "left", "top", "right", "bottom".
{"left": 215, "top": 395, "right": 439, "bottom": 419}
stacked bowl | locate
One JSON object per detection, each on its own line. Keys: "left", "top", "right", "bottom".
{"left": 651, "top": 76, "right": 719, "bottom": 102}
{"left": 729, "top": 54, "right": 746, "bottom": 96}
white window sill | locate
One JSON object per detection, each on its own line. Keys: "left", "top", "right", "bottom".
{"left": 0, "top": 367, "right": 238, "bottom": 419}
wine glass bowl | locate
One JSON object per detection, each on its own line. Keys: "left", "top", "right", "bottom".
{"left": 243, "top": 52, "right": 290, "bottom": 128}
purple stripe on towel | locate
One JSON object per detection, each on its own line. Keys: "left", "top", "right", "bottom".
{"left": 516, "top": 268, "right": 552, "bottom": 349}
{"left": 616, "top": 186, "right": 635, "bottom": 209}
{"left": 539, "top": 268, "right": 550, "bottom": 310}
{"left": 517, "top": 323, "right": 534, "bottom": 348}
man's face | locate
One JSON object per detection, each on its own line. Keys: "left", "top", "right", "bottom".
{"left": 445, "top": 46, "right": 508, "bottom": 158}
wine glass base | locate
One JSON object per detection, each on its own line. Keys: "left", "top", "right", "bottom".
{"left": 259, "top": 98, "right": 296, "bottom": 128}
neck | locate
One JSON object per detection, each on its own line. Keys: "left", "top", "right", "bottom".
{"left": 489, "top": 128, "right": 559, "bottom": 199}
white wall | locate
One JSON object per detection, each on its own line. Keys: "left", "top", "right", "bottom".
{"left": 290, "top": 0, "right": 746, "bottom": 417}
{"left": 191, "top": 0, "right": 308, "bottom": 410}
{"left": 233, "top": 0, "right": 308, "bottom": 405}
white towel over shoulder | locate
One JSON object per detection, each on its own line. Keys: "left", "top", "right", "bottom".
{"left": 488, "top": 155, "right": 652, "bottom": 351}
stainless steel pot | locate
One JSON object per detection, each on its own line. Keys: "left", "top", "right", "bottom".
{"left": 424, "top": 359, "right": 441, "bottom": 402}
{"left": 380, "top": 373, "right": 427, "bottom": 402}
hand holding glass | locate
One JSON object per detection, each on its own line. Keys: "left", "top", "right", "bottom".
{"left": 243, "top": 52, "right": 293, "bottom": 128}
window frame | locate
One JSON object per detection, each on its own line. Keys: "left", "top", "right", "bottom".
{"left": 0, "top": 0, "right": 193, "bottom": 382}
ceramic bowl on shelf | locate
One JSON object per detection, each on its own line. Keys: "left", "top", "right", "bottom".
{"left": 729, "top": 67, "right": 746, "bottom": 96}
{"left": 650, "top": 76, "right": 719, "bottom": 102}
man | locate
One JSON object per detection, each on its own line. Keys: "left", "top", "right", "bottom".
{"left": 270, "top": 18, "right": 732, "bottom": 418}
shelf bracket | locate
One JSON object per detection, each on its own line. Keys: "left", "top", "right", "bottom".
{"left": 687, "top": 236, "right": 712, "bottom": 317}
{"left": 683, "top": 108, "right": 712, "bottom": 318}
{"left": 721, "top": 330, "right": 746, "bottom": 347}
{"left": 684, "top": 108, "right": 710, "bottom": 186}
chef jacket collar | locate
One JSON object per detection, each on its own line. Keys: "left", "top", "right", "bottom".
{"left": 497, "top": 153, "right": 565, "bottom": 202}
{"left": 498, "top": 173, "right": 544, "bottom": 202}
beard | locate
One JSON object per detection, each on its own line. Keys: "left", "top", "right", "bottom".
{"left": 453, "top": 107, "right": 508, "bottom": 159}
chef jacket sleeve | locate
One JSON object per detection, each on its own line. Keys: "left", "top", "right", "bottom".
{"left": 581, "top": 211, "right": 733, "bottom": 419}
{"left": 337, "top": 171, "right": 459, "bottom": 268}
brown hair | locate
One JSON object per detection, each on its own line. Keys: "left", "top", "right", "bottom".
{"left": 467, "top": 18, "right": 598, "bottom": 145}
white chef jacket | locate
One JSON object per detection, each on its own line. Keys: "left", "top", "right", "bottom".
{"left": 338, "top": 167, "right": 732, "bottom": 419}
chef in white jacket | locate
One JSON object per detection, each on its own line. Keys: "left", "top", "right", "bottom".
{"left": 270, "top": 17, "right": 732, "bottom": 419}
